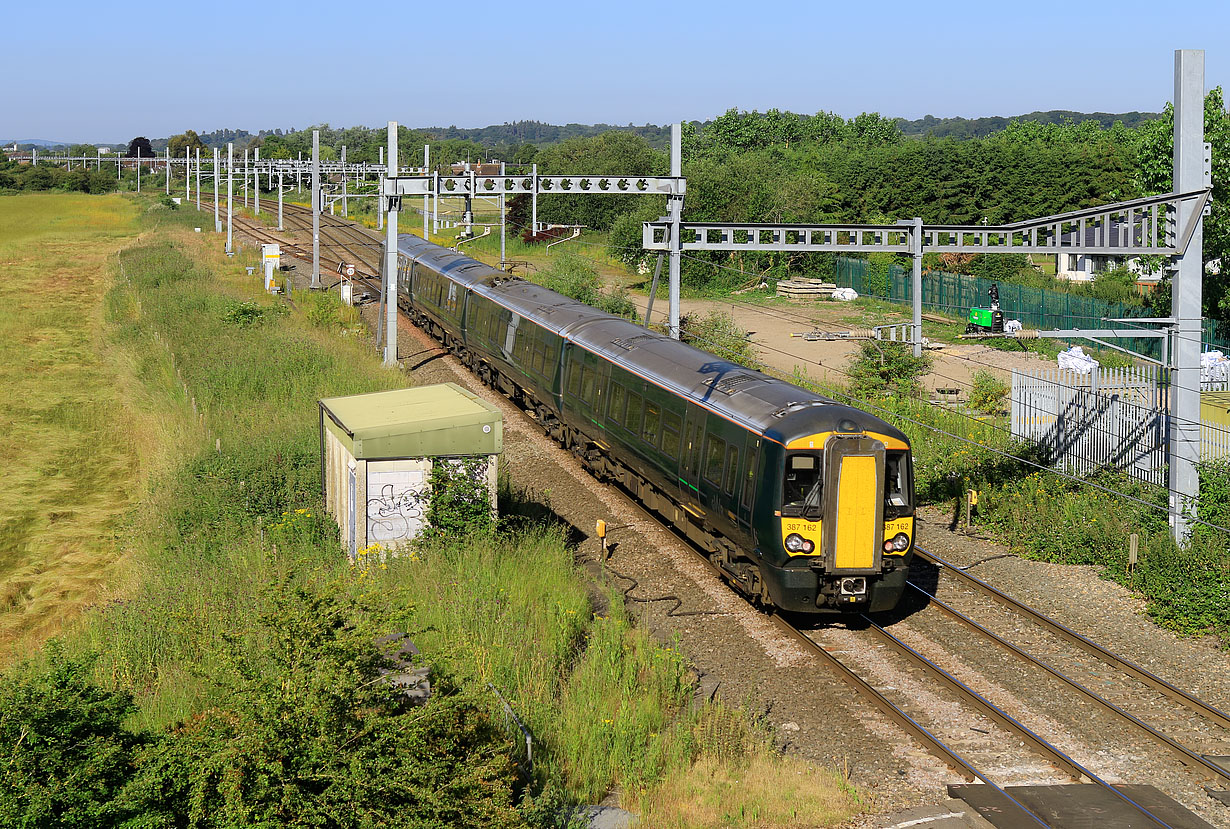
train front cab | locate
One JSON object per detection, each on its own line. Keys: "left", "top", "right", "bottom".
{"left": 760, "top": 430, "right": 914, "bottom": 613}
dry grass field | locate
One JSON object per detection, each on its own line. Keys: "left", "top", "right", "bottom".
{"left": 0, "top": 193, "right": 142, "bottom": 658}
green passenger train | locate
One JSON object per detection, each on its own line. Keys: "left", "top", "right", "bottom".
{"left": 396, "top": 234, "right": 915, "bottom": 613}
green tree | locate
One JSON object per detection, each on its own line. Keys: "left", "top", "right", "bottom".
{"left": 125, "top": 136, "right": 155, "bottom": 158}
{"left": 533, "top": 131, "right": 666, "bottom": 230}
{"left": 1133, "top": 88, "right": 1230, "bottom": 319}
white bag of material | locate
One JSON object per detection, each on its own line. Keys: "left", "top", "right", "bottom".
{"left": 1057, "top": 345, "right": 1098, "bottom": 374}
{"left": 831, "top": 287, "right": 859, "bottom": 301}
{"left": 1004, "top": 319, "right": 1023, "bottom": 334}
{"left": 1201, "top": 351, "right": 1230, "bottom": 383}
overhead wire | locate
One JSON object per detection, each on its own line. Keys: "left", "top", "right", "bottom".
{"left": 530, "top": 235, "right": 1230, "bottom": 468}
{"left": 277, "top": 167, "right": 1227, "bottom": 531}
{"left": 344, "top": 202, "right": 1221, "bottom": 444}
{"left": 523, "top": 237, "right": 1226, "bottom": 519}
{"left": 654, "top": 318, "right": 1230, "bottom": 537}
{"left": 388, "top": 195, "right": 1227, "bottom": 483}
{"left": 640, "top": 242, "right": 1229, "bottom": 436}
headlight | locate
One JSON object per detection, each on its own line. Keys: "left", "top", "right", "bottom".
{"left": 785, "top": 533, "right": 806, "bottom": 553}
{"left": 891, "top": 533, "right": 910, "bottom": 552}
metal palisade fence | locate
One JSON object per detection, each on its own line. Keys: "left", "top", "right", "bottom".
{"left": 1011, "top": 366, "right": 1230, "bottom": 486}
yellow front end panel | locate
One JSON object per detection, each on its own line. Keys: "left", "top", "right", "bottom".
{"left": 835, "top": 455, "right": 877, "bottom": 569}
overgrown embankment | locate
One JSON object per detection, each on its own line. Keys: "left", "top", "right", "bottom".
{"left": 1, "top": 197, "right": 861, "bottom": 828}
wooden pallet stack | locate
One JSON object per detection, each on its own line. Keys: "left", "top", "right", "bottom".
{"left": 776, "top": 278, "right": 837, "bottom": 300}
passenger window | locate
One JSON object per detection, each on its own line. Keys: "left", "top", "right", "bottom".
{"left": 643, "top": 404, "right": 661, "bottom": 447}
{"left": 626, "top": 393, "right": 643, "bottom": 434}
{"left": 609, "top": 383, "right": 625, "bottom": 424}
{"left": 567, "top": 360, "right": 581, "bottom": 398}
{"left": 580, "top": 366, "right": 595, "bottom": 406}
{"left": 704, "top": 434, "right": 726, "bottom": 484}
{"left": 724, "top": 445, "right": 739, "bottom": 494}
{"left": 742, "top": 445, "right": 758, "bottom": 508}
{"left": 662, "top": 411, "right": 681, "bottom": 457}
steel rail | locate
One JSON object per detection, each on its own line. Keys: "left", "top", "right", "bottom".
{"left": 859, "top": 615, "right": 1182, "bottom": 829}
{"left": 915, "top": 547, "right": 1230, "bottom": 731}
{"left": 198, "top": 199, "right": 383, "bottom": 282}
{"left": 906, "top": 583, "right": 1230, "bottom": 786}
{"left": 766, "top": 615, "right": 1052, "bottom": 828}
{"left": 858, "top": 616, "right": 1086, "bottom": 780}
{"left": 248, "top": 200, "right": 383, "bottom": 274}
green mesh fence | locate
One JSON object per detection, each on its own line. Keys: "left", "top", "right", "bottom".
{"left": 832, "top": 257, "right": 1230, "bottom": 359}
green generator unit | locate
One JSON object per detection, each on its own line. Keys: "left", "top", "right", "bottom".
{"left": 965, "top": 284, "right": 1005, "bottom": 334}
{"left": 966, "top": 307, "right": 1004, "bottom": 334}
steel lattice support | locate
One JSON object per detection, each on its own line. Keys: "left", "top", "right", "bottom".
{"left": 1169, "top": 50, "right": 1206, "bottom": 542}
{"left": 381, "top": 124, "right": 689, "bottom": 336}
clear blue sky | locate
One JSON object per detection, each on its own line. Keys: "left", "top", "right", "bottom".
{"left": 3, "top": 0, "right": 1228, "bottom": 143}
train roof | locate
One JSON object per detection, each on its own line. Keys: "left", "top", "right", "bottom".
{"left": 397, "top": 234, "right": 908, "bottom": 447}
{"left": 566, "top": 317, "right": 907, "bottom": 446}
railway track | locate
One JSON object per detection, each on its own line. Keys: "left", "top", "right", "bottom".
{"left": 196, "top": 197, "right": 384, "bottom": 286}
{"left": 190, "top": 200, "right": 1229, "bottom": 827}
{"left": 762, "top": 545, "right": 1230, "bottom": 827}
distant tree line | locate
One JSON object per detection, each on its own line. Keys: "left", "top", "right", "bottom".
{"left": 0, "top": 150, "right": 119, "bottom": 194}
{"left": 895, "top": 109, "right": 1163, "bottom": 140}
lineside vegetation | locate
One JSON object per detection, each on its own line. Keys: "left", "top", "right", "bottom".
{"left": 0, "top": 193, "right": 862, "bottom": 828}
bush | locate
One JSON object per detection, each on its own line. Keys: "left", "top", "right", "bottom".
{"left": 968, "top": 369, "right": 1009, "bottom": 414}
{"left": 0, "top": 646, "right": 145, "bottom": 828}
{"left": 121, "top": 578, "right": 524, "bottom": 829}
{"left": 680, "top": 310, "right": 762, "bottom": 369}
{"left": 538, "top": 251, "right": 637, "bottom": 321}
{"left": 425, "top": 456, "right": 496, "bottom": 540}
{"left": 300, "top": 288, "right": 362, "bottom": 331}
{"left": 1088, "top": 265, "right": 1139, "bottom": 304}
{"left": 846, "top": 340, "right": 932, "bottom": 399}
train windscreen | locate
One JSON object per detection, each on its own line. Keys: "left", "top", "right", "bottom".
{"left": 781, "top": 453, "right": 822, "bottom": 519}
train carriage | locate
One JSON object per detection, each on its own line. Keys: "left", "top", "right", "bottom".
{"left": 395, "top": 234, "right": 915, "bottom": 614}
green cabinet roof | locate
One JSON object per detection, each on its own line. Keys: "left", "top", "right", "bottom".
{"left": 319, "top": 383, "right": 502, "bottom": 459}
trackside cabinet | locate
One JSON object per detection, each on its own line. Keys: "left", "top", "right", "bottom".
{"left": 318, "top": 383, "right": 502, "bottom": 559}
